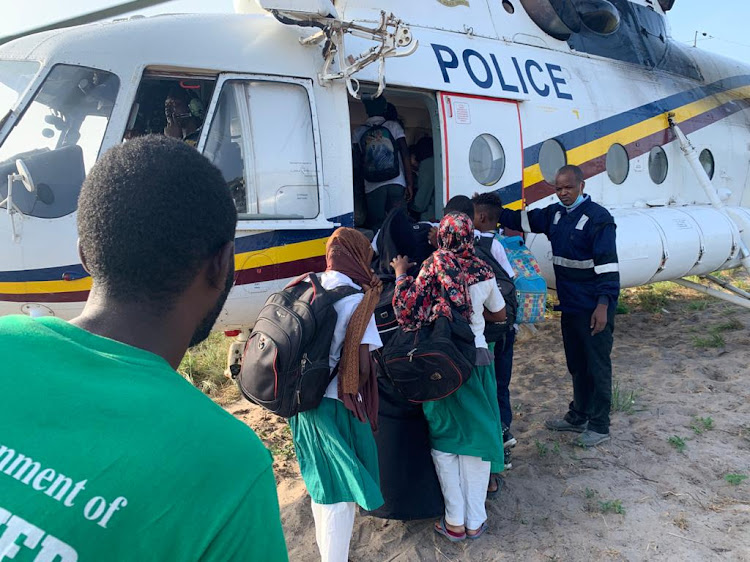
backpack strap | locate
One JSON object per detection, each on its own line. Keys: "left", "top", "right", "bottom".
{"left": 285, "top": 273, "right": 362, "bottom": 305}
{"left": 359, "top": 122, "right": 377, "bottom": 152}
{"left": 476, "top": 237, "right": 516, "bottom": 301}
{"left": 477, "top": 234, "right": 494, "bottom": 253}
{"left": 285, "top": 272, "right": 314, "bottom": 290}
{"left": 475, "top": 236, "right": 505, "bottom": 276}
{"left": 326, "top": 285, "right": 362, "bottom": 302}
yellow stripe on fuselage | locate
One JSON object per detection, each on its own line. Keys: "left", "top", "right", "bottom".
{"left": 0, "top": 276, "right": 92, "bottom": 296}
{"left": 233, "top": 237, "right": 327, "bottom": 270}
{"left": 0, "top": 237, "right": 329, "bottom": 296}
{"left": 522, "top": 84, "right": 750, "bottom": 188}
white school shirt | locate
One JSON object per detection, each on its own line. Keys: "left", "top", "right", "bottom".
{"left": 318, "top": 271, "right": 383, "bottom": 400}
{"left": 353, "top": 116, "right": 407, "bottom": 194}
{"left": 477, "top": 230, "right": 515, "bottom": 278}
{"left": 468, "top": 278, "right": 506, "bottom": 350}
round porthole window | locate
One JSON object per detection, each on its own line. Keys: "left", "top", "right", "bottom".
{"left": 606, "top": 143, "right": 629, "bottom": 185}
{"left": 648, "top": 146, "right": 668, "bottom": 185}
{"left": 502, "top": 0, "right": 515, "bottom": 14}
{"left": 539, "top": 139, "right": 567, "bottom": 184}
{"left": 469, "top": 133, "right": 505, "bottom": 186}
{"left": 699, "top": 148, "right": 715, "bottom": 180}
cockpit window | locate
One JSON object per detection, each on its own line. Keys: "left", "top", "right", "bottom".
{"left": 0, "top": 60, "right": 40, "bottom": 119}
{"left": 0, "top": 64, "right": 119, "bottom": 218}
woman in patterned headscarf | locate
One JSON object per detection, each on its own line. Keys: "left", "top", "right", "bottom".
{"left": 392, "top": 212, "right": 506, "bottom": 543}
{"left": 289, "top": 228, "right": 384, "bottom": 561}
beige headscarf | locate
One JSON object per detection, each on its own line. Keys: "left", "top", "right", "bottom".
{"left": 325, "top": 228, "right": 383, "bottom": 396}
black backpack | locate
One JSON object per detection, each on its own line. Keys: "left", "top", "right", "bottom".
{"left": 474, "top": 235, "right": 518, "bottom": 341}
{"left": 374, "top": 276, "right": 399, "bottom": 346}
{"left": 235, "top": 274, "right": 360, "bottom": 418}
{"left": 371, "top": 208, "right": 435, "bottom": 347}
{"left": 359, "top": 123, "right": 401, "bottom": 183}
{"left": 381, "top": 314, "right": 477, "bottom": 403}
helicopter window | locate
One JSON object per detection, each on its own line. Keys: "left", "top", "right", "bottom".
{"left": 606, "top": 143, "right": 629, "bottom": 185}
{"left": 539, "top": 138, "right": 567, "bottom": 184}
{"left": 124, "top": 75, "right": 215, "bottom": 141}
{"left": 0, "top": 64, "right": 119, "bottom": 219}
{"left": 0, "top": 60, "right": 40, "bottom": 119}
{"left": 203, "top": 79, "right": 319, "bottom": 220}
{"left": 648, "top": 146, "right": 668, "bottom": 185}
{"left": 202, "top": 83, "right": 247, "bottom": 213}
{"left": 699, "top": 148, "right": 714, "bottom": 180}
{"left": 469, "top": 133, "right": 505, "bottom": 186}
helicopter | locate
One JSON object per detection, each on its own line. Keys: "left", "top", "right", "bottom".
{"left": 1, "top": 0, "right": 749, "bottom": 372}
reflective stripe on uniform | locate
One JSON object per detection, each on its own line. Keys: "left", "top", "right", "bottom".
{"left": 552, "top": 256, "right": 595, "bottom": 269}
{"left": 594, "top": 263, "right": 620, "bottom": 274}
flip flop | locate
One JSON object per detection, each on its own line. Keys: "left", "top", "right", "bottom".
{"left": 487, "top": 474, "right": 504, "bottom": 499}
{"left": 434, "top": 518, "right": 466, "bottom": 542}
{"left": 466, "top": 520, "right": 489, "bottom": 540}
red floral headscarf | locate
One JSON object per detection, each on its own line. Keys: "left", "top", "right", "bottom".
{"left": 393, "top": 212, "right": 494, "bottom": 330}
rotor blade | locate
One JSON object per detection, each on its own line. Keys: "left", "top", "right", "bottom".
{"left": 0, "top": 0, "right": 175, "bottom": 45}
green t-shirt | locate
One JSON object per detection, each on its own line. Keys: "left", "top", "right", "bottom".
{"left": 0, "top": 316, "right": 288, "bottom": 561}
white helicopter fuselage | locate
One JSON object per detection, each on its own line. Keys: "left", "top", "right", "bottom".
{"left": 1, "top": 0, "right": 749, "bottom": 329}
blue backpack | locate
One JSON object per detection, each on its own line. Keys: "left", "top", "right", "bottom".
{"left": 498, "top": 235, "right": 547, "bottom": 324}
{"left": 360, "top": 123, "right": 401, "bottom": 183}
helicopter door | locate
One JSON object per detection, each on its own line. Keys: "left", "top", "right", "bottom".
{"left": 438, "top": 93, "right": 524, "bottom": 210}
{"left": 198, "top": 73, "right": 335, "bottom": 232}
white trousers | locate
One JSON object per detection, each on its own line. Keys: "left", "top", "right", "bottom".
{"left": 431, "top": 449, "right": 490, "bottom": 530}
{"left": 310, "top": 500, "right": 356, "bottom": 562}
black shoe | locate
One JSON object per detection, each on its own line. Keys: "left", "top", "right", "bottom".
{"left": 504, "top": 448, "right": 513, "bottom": 470}
{"left": 502, "top": 425, "right": 517, "bottom": 449}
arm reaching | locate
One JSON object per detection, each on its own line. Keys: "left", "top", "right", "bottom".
{"left": 499, "top": 206, "right": 553, "bottom": 235}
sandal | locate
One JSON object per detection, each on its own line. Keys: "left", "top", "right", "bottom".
{"left": 487, "top": 474, "right": 504, "bottom": 499}
{"left": 434, "top": 518, "right": 466, "bottom": 542}
{"left": 466, "top": 520, "right": 489, "bottom": 540}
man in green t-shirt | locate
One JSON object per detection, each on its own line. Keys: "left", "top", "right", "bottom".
{"left": 0, "top": 136, "right": 288, "bottom": 561}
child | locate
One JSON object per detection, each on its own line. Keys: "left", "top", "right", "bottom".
{"left": 289, "top": 228, "right": 384, "bottom": 561}
{"left": 391, "top": 212, "right": 505, "bottom": 541}
{"left": 473, "top": 191, "right": 519, "bottom": 465}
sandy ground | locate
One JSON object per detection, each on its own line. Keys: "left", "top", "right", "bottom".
{"left": 223, "top": 283, "right": 750, "bottom": 561}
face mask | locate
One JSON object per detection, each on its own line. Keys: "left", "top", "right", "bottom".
{"left": 562, "top": 193, "right": 585, "bottom": 210}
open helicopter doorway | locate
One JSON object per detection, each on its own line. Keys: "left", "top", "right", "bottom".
{"left": 348, "top": 88, "right": 443, "bottom": 234}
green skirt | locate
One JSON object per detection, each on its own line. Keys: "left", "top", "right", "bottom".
{"left": 289, "top": 398, "right": 384, "bottom": 510}
{"left": 422, "top": 359, "right": 504, "bottom": 470}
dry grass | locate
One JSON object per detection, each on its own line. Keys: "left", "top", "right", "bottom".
{"left": 618, "top": 269, "right": 750, "bottom": 315}
{"left": 177, "top": 332, "right": 234, "bottom": 398}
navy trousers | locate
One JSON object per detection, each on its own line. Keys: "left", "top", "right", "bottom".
{"left": 493, "top": 329, "right": 516, "bottom": 429}
{"left": 560, "top": 309, "right": 615, "bottom": 434}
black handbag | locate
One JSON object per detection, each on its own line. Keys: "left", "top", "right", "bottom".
{"left": 381, "top": 313, "right": 476, "bottom": 403}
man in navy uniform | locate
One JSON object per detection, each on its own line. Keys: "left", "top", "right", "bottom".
{"left": 498, "top": 165, "right": 619, "bottom": 447}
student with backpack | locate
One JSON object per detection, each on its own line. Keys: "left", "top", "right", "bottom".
{"left": 391, "top": 212, "right": 506, "bottom": 542}
{"left": 472, "top": 192, "right": 520, "bottom": 464}
{"left": 287, "top": 228, "right": 385, "bottom": 562}
{"left": 352, "top": 96, "right": 413, "bottom": 230}
{"left": 367, "top": 206, "right": 446, "bottom": 521}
